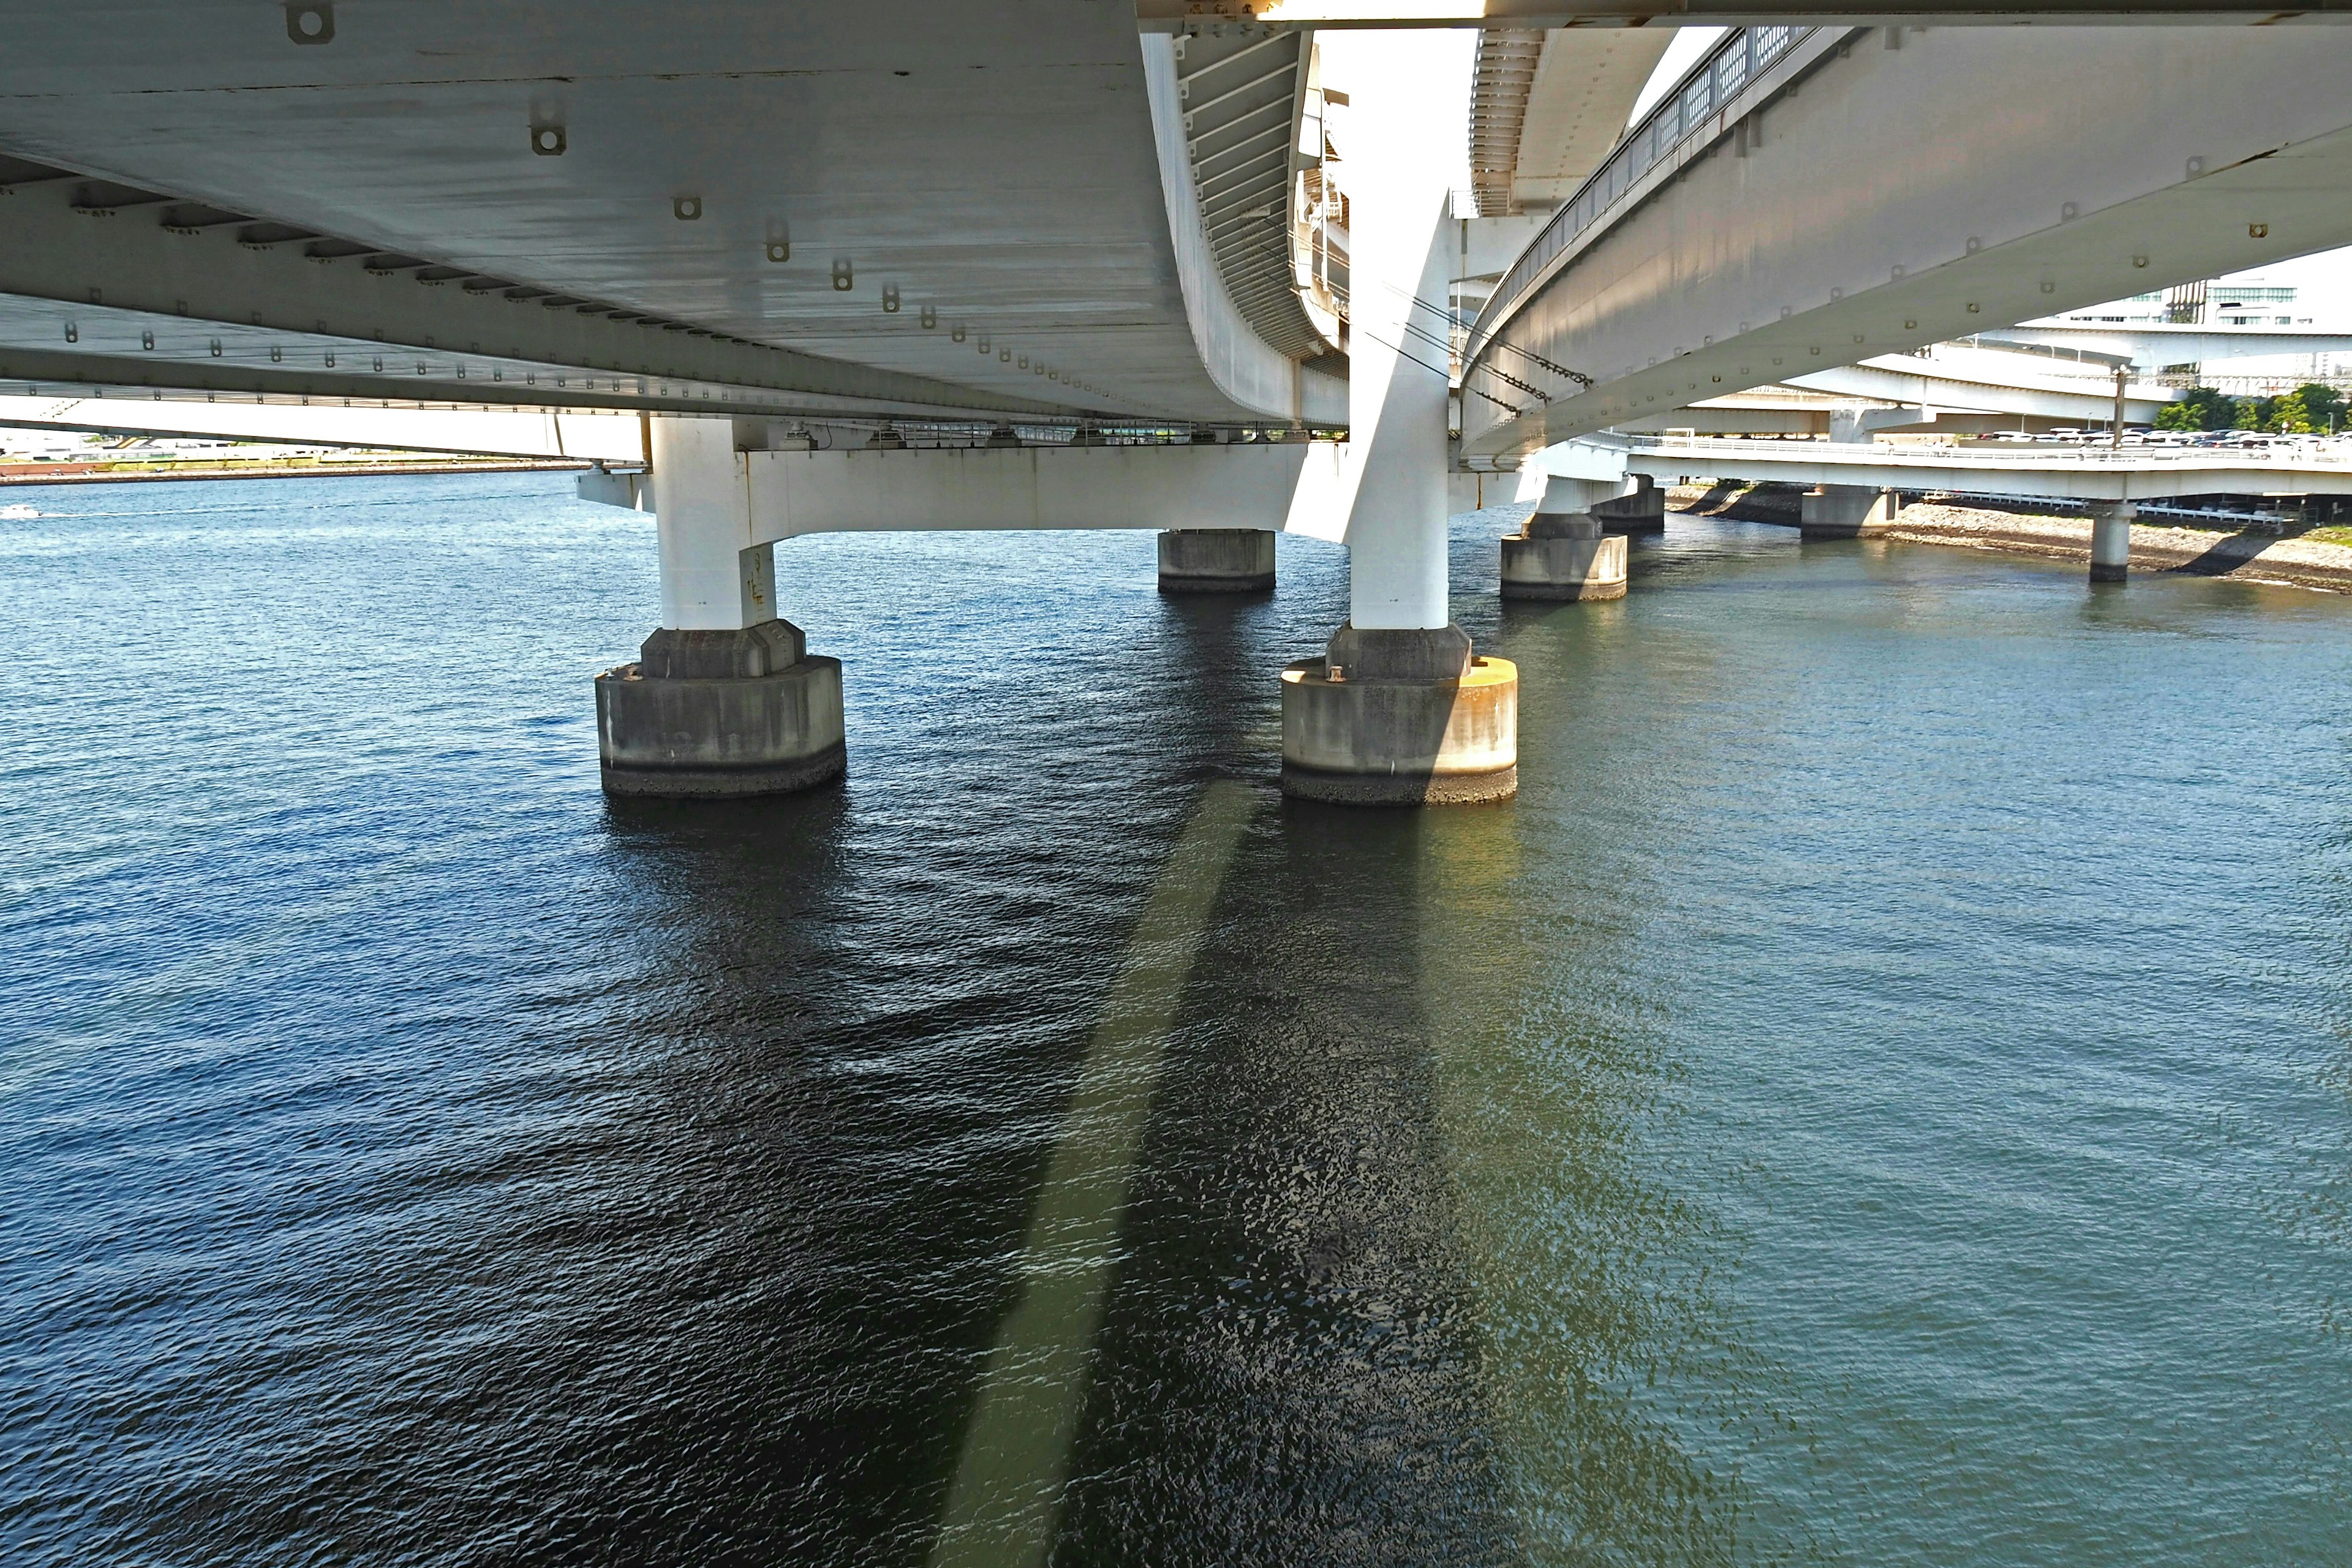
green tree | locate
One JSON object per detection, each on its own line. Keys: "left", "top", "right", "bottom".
{"left": 2268, "top": 390, "right": 2315, "bottom": 434}
{"left": 2156, "top": 385, "right": 2237, "bottom": 431}
{"left": 2292, "top": 382, "right": 2345, "bottom": 432}
{"left": 2234, "top": 395, "right": 2274, "bottom": 432}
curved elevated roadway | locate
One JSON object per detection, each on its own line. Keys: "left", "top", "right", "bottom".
{"left": 0, "top": 2, "right": 1339, "bottom": 431}
{"left": 1460, "top": 23, "right": 2352, "bottom": 461}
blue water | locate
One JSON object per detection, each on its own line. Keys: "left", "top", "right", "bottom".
{"left": 4, "top": 470, "right": 2349, "bottom": 1564}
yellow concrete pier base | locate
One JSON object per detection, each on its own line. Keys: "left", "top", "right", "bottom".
{"left": 1499, "top": 514, "right": 1627, "bottom": 601}
{"left": 1278, "top": 624, "right": 1518, "bottom": 805}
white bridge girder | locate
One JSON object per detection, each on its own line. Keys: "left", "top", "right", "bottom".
{"left": 1988, "top": 323, "right": 2352, "bottom": 366}
{"left": 733, "top": 442, "right": 1344, "bottom": 543}
{"left": 1462, "top": 26, "right": 2352, "bottom": 459}
{"left": 1623, "top": 434, "right": 2352, "bottom": 502}
{"left": 0, "top": 394, "right": 647, "bottom": 461}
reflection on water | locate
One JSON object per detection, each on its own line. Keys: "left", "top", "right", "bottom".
{"left": 4, "top": 477, "right": 2351, "bottom": 1566}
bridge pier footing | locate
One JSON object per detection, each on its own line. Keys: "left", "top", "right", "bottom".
{"left": 2089, "top": 501, "right": 2136, "bottom": 582}
{"left": 1800, "top": 484, "right": 1901, "bottom": 538}
{"left": 1158, "top": 527, "right": 1275, "bottom": 592}
{"left": 596, "top": 620, "right": 846, "bottom": 797}
{"left": 1280, "top": 624, "right": 1518, "bottom": 805}
{"left": 1501, "top": 511, "right": 1627, "bottom": 600}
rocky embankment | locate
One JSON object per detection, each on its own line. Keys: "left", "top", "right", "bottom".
{"left": 1667, "top": 482, "right": 2352, "bottom": 594}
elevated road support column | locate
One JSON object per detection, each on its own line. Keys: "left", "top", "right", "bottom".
{"left": 1281, "top": 32, "right": 1516, "bottom": 805}
{"left": 594, "top": 417, "right": 846, "bottom": 797}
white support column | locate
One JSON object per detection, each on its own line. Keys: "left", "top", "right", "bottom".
{"left": 652, "top": 415, "right": 774, "bottom": 630}
{"left": 1339, "top": 33, "right": 1458, "bottom": 633}
{"left": 1278, "top": 30, "right": 1512, "bottom": 806}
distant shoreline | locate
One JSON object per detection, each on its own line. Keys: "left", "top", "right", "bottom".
{"left": 0, "top": 459, "right": 590, "bottom": 486}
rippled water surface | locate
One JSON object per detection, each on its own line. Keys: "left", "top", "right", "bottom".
{"left": 5, "top": 471, "right": 2351, "bottom": 1566}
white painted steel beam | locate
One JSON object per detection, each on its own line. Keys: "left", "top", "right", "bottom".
{"left": 1620, "top": 435, "right": 2352, "bottom": 501}
{"left": 1462, "top": 26, "right": 2352, "bottom": 460}
{"left": 1986, "top": 323, "right": 2352, "bottom": 365}
{"left": 1789, "top": 356, "right": 2177, "bottom": 423}
{"left": 729, "top": 442, "right": 1346, "bottom": 543}
{"left": 0, "top": 394, "right": 646, "bottom": 461}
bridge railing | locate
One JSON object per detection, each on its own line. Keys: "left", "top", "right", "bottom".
{"left": 1464, "top": 24, "right": 1817, "bottom": 371}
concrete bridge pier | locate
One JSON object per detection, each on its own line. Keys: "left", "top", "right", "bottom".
{"left": 594, "top": 417, "right": 846, "bottom": 797}
{"left": 1158, "top": 527, "right": 1275, "bottom": 592}
{"left": 1500, "top": 475, "right": 1627, "bottom": 601}
{"left": 1801, "top": 484, "right": 1901, "bottom": 539}
{"left": 1278, "top": 32, "right": 1514, "bottom": 807}
{"left": 1593, "top": 472, "right": 1665, "bottom": 534}
{"left": 2089, "top": 501, "right": 2136, "bottom": 583}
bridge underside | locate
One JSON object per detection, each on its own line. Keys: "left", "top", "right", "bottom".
{"left": 0, "top": 1, "right": 1324, "bottom": 428}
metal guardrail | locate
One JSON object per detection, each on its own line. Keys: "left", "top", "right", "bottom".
{"left": 1464, "top": 24, "right": 1817, "bottom": 369}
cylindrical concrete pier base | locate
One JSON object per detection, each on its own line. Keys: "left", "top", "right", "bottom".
{"left": 1593, "top": 473, "right": 1665, "bottom": 535}
{"left": 1279, "top": 624, "right": 1517, "bottom": 805}
{"left": 595, "top": 619, "right": 846, "bottom": 797}
{"left": 1500, "top": 513, "right": 1627, "bottom": 600}
{"left": 1158, "top": 528, "right": 1276, "bottom": 593}
{"left": 2089, "top": 502, "right": 2135, "bottom": 583}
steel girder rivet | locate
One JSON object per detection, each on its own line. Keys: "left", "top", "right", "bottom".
{"left": 673, "top": 196, "right": 703, "bottom": 222}
{"left": 766, "top": 240, "right": 789, "bottom": 263}
{"left": 883, "top": 285, "right": 900, "bottom": 314}
{"left": 832, "top": 259, "right": 854, "bottom": 292}
{"left": 919, "top": 306, "right": 937, "bottom": 329}
{"left": 951, "top": 323, "right": 967, "bottom": 343}
{"left": 532, "top": 124, "right": 566, "bottom": 156}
